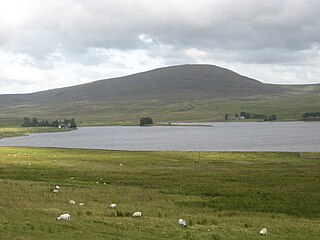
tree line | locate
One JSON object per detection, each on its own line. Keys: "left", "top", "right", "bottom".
{"left": 225, "top": 112, "right": 277, "bottom": 121}
{"left": 22, "top": 117, "right": 77, "bottom": 128}
{"left": 303, "top": 112, "right": 320, "bottom": 120}
{"left": 240, "top": 112, "right": 277, "bottom": 121}
{"left": 240, "top": 111, "right": 277, "bottom": 120}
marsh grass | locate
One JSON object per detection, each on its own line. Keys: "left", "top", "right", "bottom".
{"left": 0, "top": 147, "right": 319, "bottom": 239}
{"left": 0, "top": 127, "right": 69, "bottom": 139}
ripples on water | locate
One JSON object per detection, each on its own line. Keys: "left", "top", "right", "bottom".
{"left": 0, "top": 122, "right": 319, "bottom": 152}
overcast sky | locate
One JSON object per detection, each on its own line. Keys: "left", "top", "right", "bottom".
{"left": 0, "top": 0, "right": 319, "bottom": 94}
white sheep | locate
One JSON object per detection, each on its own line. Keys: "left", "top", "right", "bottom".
{"left": 109, "top": 203, "right": 117, "bottom": 209}
{"left": 56, "top": 213, "right": 70, "bottom": 221}
{"left": 259, "top": 228, "right": 267, "bottom": 236}
{"left": 79, "top": 202, "right": 85, "bottom": 206}
{"left": 69, "top": 200, "right": 76, "bottom": 205}
{"left": 51, "top": 185, "right": 60, "bottom": 192}
{"left": 178, "top": 218, "right": 187, "bottom": 228}
{"left": 132, "top": 211, "right": 142, "bottom": 218}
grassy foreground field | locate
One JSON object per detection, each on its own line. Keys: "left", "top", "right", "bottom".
{"left": 0, "top": 147, "right": 319, "bottom": 239}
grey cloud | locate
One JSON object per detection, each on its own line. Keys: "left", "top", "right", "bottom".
{"left": 1, "top": 0, "right": 320, "bottom": 93}
{"left": 3, "top": 0, "right": 320, "bottom": 65}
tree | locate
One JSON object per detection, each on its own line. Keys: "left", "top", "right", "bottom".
{"left": 32, "top": 117, "right": 39, "bottom": 127}
{"left": 303, "top": 112, "right": 310, "bottom": 118}
{"left": 69, "top": 118, "right": 77, "bottom": 128}
{"left": 38, "top": 120, "right": 49, "bottom": 126}
{"left": 240, "top": 111, "right": 251, "bottom": 119}
{"left": 303, "top": 112, "right": 320, "bottom": 120}
{"left": 62, "top": 118, "right": 77, "bottom": 128}
{"left": 224, "top": 114, "right": 229, "bottom": 120}
{"left": 22, "top": 117, "right": 32, "bottom": 127}
{"left": 51, "top": 120, "right": 59, "bottom": 127}
{"left": 21, "top": 117, "right": 77, "bottom": 128}
{"left": 140, "top": 116, "right": 153, "bottom": 126}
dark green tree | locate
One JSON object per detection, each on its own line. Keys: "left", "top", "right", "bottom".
{"left": 69, "top": 118, "right": 77, "bottom": 128}
{"left": 303, "top": 112, "right": 320, "bottom": 120}
{"left": 22, "top": 117, "right": 32, "bottom": 127}
{"left": 240, "top": 112, "right": 251, "bottom": 119}
{"left": 51, "top": 120, "right": 59, "bottom": 127}
{"left": 140, "top": 116, "right": 153, "bottom": 126}
{"left": 32, "top": 117, "right": 39, "bottom": 127}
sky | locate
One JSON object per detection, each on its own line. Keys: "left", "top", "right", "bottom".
{"left": 0, "top": 0, "right": 319, "bottom": 94}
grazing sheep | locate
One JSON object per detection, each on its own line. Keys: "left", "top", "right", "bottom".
{"left": 132, "top": 211, "right": 142, "bottom": 218}
{"left": 109, "top": 203, "right": 117, "bottom": 209}
{"left": 259, "top": 228, "right": 267, "bottom": 236}
{"left": 79, "top": 203, "right": 85, "bottom": 206}
{"left": 51, "top": 185, "right": 60, "bottom": 192}
{"left": 69, "top": 200, "right": 76, "bottom": 205}
{"left": 56, "top": 213, "right": 70, "bottom": 221}
{"left": 178, "top": 218, "right": 187, "bottom": 228}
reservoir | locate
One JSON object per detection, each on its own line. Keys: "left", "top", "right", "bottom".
{"left": 0, "top": 122, "right": 319, "bottom": 152}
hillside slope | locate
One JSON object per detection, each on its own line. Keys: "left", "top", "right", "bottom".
{"left": 0, "top": 64, "right": 285, "bottom": 105}
{"left": 0, "top": 64, "right": 319, "bottom": 126}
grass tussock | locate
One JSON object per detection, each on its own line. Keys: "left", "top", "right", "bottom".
{"left": 0, "top": 147, "right": 319, "bottom": 239}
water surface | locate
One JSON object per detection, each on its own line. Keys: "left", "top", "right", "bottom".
{"left": 0, "top": 122, "right": 319, "bottom": 151}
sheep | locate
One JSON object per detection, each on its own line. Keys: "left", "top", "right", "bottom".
{"left": 69, "top": 200, "right": 76, "bottom": 205}
{"left": 259, "top": 228, "right": 267, "bottom": 236}
{"left": 132, "top": 211, "right": 142, "bottom": 218}
{"left": 178, "top": 218, "right": 187, "bottom": 228}
{"left": 79, "top": 203, "right": 85, "bottom": 206}
{"left": 109, "top": 203, "right": 117, "bottom": 209}
{"left": 56, "top": 213, "right": 70, "bottom": 221}
{"left": 50, "top": 185, "right": 60, "bottom": 192}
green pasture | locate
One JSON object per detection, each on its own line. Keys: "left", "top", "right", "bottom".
{"left": 1, "top": 89, "right": 320, "bottom": 127}
{"left": 0, "top": 147, "right": 319, "bottom": 239}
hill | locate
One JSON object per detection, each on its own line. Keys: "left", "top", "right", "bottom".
{"left": 0, "top": 64, "right": 319, "bottom": 126}
{"left": 0, "top": 64, "right": 285, "bottom": 105}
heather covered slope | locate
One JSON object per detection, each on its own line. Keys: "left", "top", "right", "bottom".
{"left": 0, "top": 64, "right": 319, "bottom": 126}
{"left": 0, "top": 64, "right": 285, "bottom": 105}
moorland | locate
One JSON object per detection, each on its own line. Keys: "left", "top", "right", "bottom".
{"left": 0, "top": 147, "right": 319, "bottom": 239}
{"left": 0, "top": 64, "right": 319, "bottom": 127}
